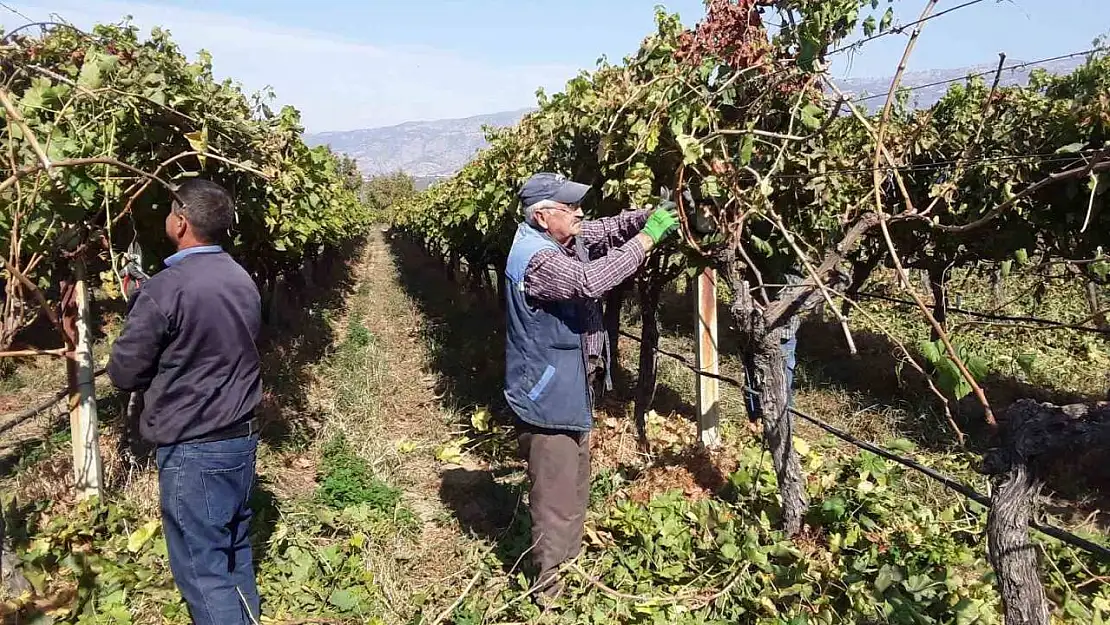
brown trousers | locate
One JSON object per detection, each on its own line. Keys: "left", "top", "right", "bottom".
{"left": 517, "top": 421, "right": 591, "bottom": 590}
{"left": 516, "top": 364, "right": 603, "bottom": 591}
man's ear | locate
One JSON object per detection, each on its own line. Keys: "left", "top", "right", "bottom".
{"left": 532, "top": 210, "right": 549, "bottom": 231}
{"left": 173, "top": 212, "right": 189, "bottom": 239}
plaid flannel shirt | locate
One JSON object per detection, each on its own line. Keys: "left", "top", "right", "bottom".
{"left": 522, "top": 209, "right": 651, "bottom": 373}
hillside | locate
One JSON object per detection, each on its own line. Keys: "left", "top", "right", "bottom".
{"left": 306, "top": 57, "right": 1084, "bottom": 179}
{"left": 305, "top": 109, "right": 530, "bottom": 181}
{"left": 839, "top": 56, "right": 1084, "bottom": 111}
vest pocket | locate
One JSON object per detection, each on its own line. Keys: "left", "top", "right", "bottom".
{"left": 527, "top": 364, "right": 557, "bottom": 400}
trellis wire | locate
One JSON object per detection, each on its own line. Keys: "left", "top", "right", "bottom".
{"left": 617, "top": 329, "right": 1110, "bottom": 561}
{"left": 856, "top": 291, "right": 1110, "bottom": 336}
{"left": 848, "top": 47, "right": 1110, "bottom": 105}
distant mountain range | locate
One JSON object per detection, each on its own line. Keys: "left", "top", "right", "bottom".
{"left": 306, "top": 109, "right": 530, "bottom": 186}
{"left": 305, "top": 56, "right": 1084, "bottom": 180}
{"left": 838, "top": 56, "right": 1083, "bottom": 113}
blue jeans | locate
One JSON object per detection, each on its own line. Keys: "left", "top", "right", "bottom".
{"left": 157, "top": 434, "right": 260, "bottom": 625}
{"left": 743, "top": 329, "right": 797, "bottom": 419}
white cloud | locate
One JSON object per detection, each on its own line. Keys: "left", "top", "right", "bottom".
{"left": 3, "top": 1, "right": 578, "bottom": 132}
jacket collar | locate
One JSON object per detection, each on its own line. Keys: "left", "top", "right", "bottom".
{"left": 163, "top": 245, "right": 223, "bottom": 267}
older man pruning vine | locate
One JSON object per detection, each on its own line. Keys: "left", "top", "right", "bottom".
{"left": 504, "top": 172, "right": 680, "bottom": 602}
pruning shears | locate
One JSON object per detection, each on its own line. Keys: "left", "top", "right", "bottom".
{"left": 660, "top": 185, "right": 717, "bottom": 236}
{"left": 118, "top": 241, "right": 151, "bottom": 303}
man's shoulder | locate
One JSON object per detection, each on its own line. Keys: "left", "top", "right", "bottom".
{"left": 143, "top": 253, "right": 256, "bottom": 299}
{"left": 507, "top": 226, "right": 561, "bottom": 280}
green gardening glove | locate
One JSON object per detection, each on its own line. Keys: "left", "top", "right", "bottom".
{"left": 641, "top": 201, "right": 680, "bottom": 244}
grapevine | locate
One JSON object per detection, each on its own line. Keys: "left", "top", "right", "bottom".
{"left": 393, "top": 0, "right": 1110, "bottom": 537}
{"left": 0, "top": 20, "right": 372, "bottom": 354}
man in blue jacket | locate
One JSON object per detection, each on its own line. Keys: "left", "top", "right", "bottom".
{"left": 108, "top": 179, "right": 262, "bottom": 625}
{"left": 504, "top": 173, "right": 679, "bottom": 601}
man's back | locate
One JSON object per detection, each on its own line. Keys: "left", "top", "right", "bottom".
{"left": 109, "top": 250, "right": 261, "bottom": 445}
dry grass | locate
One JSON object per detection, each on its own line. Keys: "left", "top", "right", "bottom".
{"left": 312, "top": 234, "right": 493, "bottom": 620}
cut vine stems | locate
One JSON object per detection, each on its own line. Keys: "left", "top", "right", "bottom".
{"left": 869, "top": 0, "right": 997, "bottom": 430}
{"left": 0, "top": 156, "right": 180, "bottom": 196}
{"left": 0, "top": 256, "right": 73, "bottom": 350}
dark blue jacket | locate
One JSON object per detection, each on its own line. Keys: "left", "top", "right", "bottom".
{"left": 108, "top": 246, "right": 261, "bottom": 445}
{"left": 503, "top": 224, "right": 593, "bottom": 431}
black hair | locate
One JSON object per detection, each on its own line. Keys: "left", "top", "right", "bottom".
{"left": 172, "top": 179, "right": 235, "bottom": 243}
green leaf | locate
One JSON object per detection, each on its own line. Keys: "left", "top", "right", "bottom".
{"left": 470, "top": 407, "right": 491, "bottom": 432}
{"left": 917, "top": 339, "right": 943, "bottom": 365}
{"left": 954, "top": 597, "right": 987, "bottom": 625}
{"left": 965, "top": 353, "right": 989, "bottom": 381}
{"left": 676, "top": 134, "right": 704, "bottom": 165}
{"left": 862, "top": 16, "right": 877, "bottom": 37}
{"left": 701, "top": 175, "right": 722, "bottom": 198}
{"left": 1016, "top": 352, "right": 1037, "bottom": 378}
{"left": 739, "top": 134, "right": 754, "bottom": 166}
{"left": 77, "top": 51, "right": 118, "bottom": 89}
{"left": 1091, "top": 260, "right": 1110, "bottom": 280}
{"left": 1055, "top": 142, "right": 1087, "bottom": 154}
{"left": 1014, "top": 248, "right": 1029, "bottom": 266}
{"left": 435, "top": 438, "right": 466, "bottom": 464}
{"left": 903, "top": 573, "right": 935, "bottom": 595}
{"left": 938, "top": 358, "right": 972, "bottom": 400}
{"left": 20, "top": 79, "right": 59, "bottom": 111}
{"left": 329, "top": 588, "right": 360, "bottom": 611}
{"left": 800, "top": 104, "right": 823, "bottom": 131}
{"left": 749, "top": 234, "right": 773, "bottom": 256}
{"left": 1064, "top": 595, "right": 1092, "bottom": 620}
{"left": 127, "top": 520, "right": 161, "bottom": 553}
{"left": 887, "top": 438, "right": 915, "bottom": 453}
{"left": 645, "top": 126, "right": 661, "bottom": 152}
{"left": 797, "top": 38, "right": 819, "bottom": 72}
{"left": 184, "top": 124, "right": 209, "bottom": 167}
{"left": 879, "top": 7, "right": 894, "bottom": 32}
{"left": 821, "top": 496, "right": 847, "bottom": 520}
{"left": 874, "top": 564, "right": 903, "bottom": 593}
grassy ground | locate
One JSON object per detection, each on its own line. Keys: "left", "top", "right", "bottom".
{"left": 0, "top": 231, "right": 1108, "bottom": 624}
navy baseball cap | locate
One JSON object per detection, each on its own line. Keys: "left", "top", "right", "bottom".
{"left": 518, "top": 172, "right": 591, "bottom": 207}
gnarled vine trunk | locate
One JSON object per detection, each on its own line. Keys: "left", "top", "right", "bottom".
{"left": 927, "top": 263, "right": 948, "bottom": 341}
{"left": 841, "top": 253, "right": 883, "bottom": 319}
{"left": 727, "top": 266, "right": 812, "bottom": 535}
{"left": 604, "top": 283, "right": 627, "bottom": 378}
{"left": 986, "top": 461, "right": 1047, "bottom": 625}
{"left": 633, "top": 280, "right": 661, "bottom": 451}
{"left": 1083, "top": 280, "right": 1107, "bottom": 330}
{"left": 752, "top": 325, "right": 806, "bottom": 534}
{"left": 983, "top": 399, "right": 1110, "bottom": 625}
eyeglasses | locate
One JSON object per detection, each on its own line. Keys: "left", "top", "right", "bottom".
{"left": 541, "top": 203, "right": 581, "bottom": 214}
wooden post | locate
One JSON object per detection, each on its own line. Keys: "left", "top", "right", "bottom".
{"left": 695, "top": 267, "right": 720, "bottom": 448}
{"left": 68, "top": 260, "right": 102, "bottom": 499}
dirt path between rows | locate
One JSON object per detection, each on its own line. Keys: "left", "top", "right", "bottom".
{"left": 346, "top": 231, "right": 506, "bottom": 610}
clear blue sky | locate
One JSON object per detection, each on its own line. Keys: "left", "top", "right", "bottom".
{"left": 4, "top": 1, "right": 1108, "bottom": 131}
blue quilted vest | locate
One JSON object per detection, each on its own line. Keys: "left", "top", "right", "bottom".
{"left": 503, "top": 223, "right": 593, "bottom": 431}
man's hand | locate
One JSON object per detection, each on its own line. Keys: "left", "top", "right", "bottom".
{"left": 640, "top": 202, "right": 680, "bottom": 245}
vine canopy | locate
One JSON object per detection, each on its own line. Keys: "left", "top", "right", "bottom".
{"left": 0, "top": 20, "right": 372, "bottom": 351}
